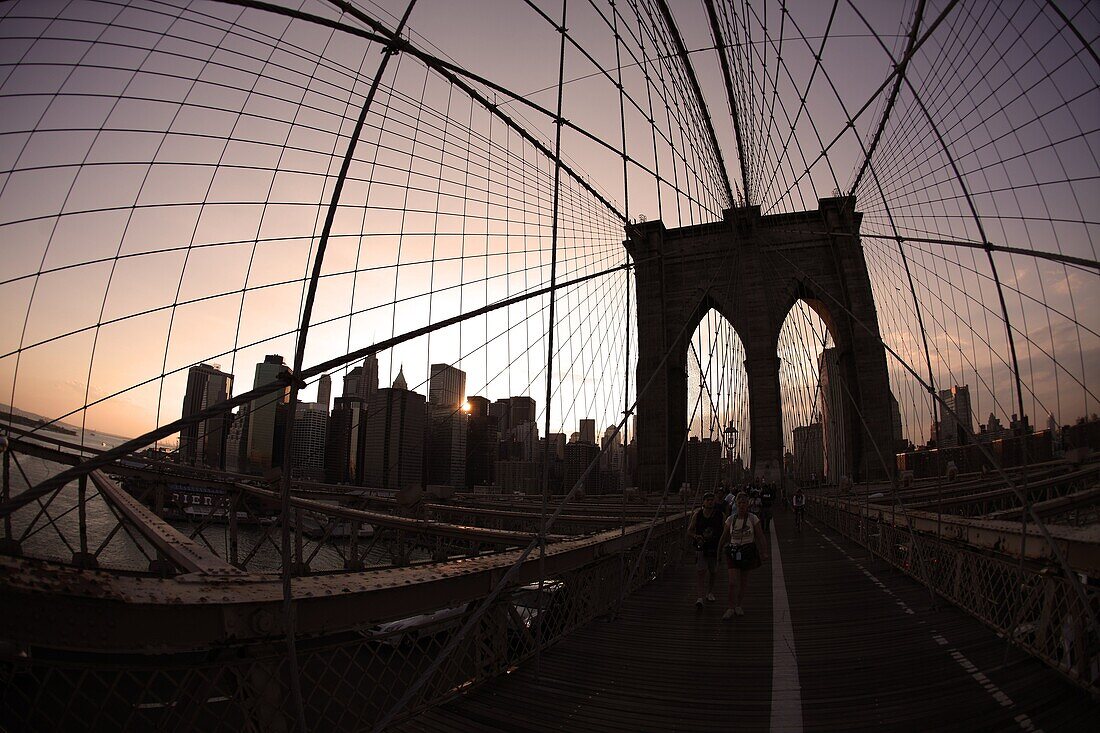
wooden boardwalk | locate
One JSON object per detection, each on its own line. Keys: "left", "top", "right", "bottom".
{"left": 400, "top": 511, "right": 1097, "bottom": 732}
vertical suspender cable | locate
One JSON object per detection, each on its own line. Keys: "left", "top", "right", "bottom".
{"left": 275, "top": 3, "right": 419, "bottom": 729}
{"left": 537, "top": 0, "right": 570, "bottom": 680}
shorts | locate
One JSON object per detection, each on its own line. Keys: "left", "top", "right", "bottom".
{"left": 695, "top": 551, "right": 717, "bottom": 573}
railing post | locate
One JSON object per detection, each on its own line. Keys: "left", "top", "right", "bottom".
{"left": 294, "top": 507, "right": 305, "bottom": 574}
{"left": 347, "top": 511, "right": 361, "bottom": 570}
{"left": 71, "top": 475, "right": 97, "bottom": 569}
{"left": 2, "top": 446, "right": 11, "bottom": 542}
{"left": 78, "top": 475, "right": 88, "bottom": 556}
{"left": 229, "top": 489, "right": 239, "bottom": 567}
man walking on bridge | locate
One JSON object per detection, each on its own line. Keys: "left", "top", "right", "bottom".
{"left": 688, "top": 492, "right": 723, "bottom": 608}
{"left": 760, "top": 483, "right": 776, "bottom": 533}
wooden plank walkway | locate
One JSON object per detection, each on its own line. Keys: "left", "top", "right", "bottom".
{"left": 399, "top": 510, "right": 1097, "bottom": 731}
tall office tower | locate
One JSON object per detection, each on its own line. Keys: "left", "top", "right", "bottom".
{"left": 490, "top": 399, "right": 511, "bottom": 435}
{"left": 425, "top": 363, "right": 468, "bottom": 487}
{"left": 246, "top": 355, "right": 291, "bottom": 472}
{"left": 358, "top": 354, "right": 379, "bottom": 400}
{"left": 818, "top": 348, "right": 849, "bottom": 483}
{"left": 792, "top": 423, "right": 825, "bottom": 482}
{"left": 563, "top": 441, "right": 600, "bottom": 494}
{"left": 316, "top": 374, "right": 332, "bottom": 413}
{"left": 225, "top": 408, "right": 245, "bottom": 473}
{"left": 937, "top": 384, "right": 973, "bottom": 448}
{"left": 428, "top": 363, "right": 466, "bottom": 409}
{"left": 426, "top": 403, "right": 467, "bottom": 487}
{"left": 509, "top": 396, "right": 536, "bottom": 432}
{"left": 600, "top": 426, "right": 624, "bottom": 492}
{"left": 511, "top": 420, "right": 540, "bottom": 461}
{"left": 579, "top": 418, "right": 596, "bottom": 445}
{"left": 291, "top": 402, "right": 328, "bottom": 479}
{"left": 889, "top": 391, "right": 904, "bottom": 452}
{"left": 343, "top": 367, "right": 362, "bottom": 398}
{"left": 465, "top": 396, "right": 500, "bottom": 488}
{"left": 547, "top": 433, "right": 567, "bottom": 461}
{"left": 599, "top": 425, "right": 623, "bottom": 471}
{"left": 325, "top": 396, "right": 366, "bottom": 484}
{"left": 362, "top": 368, "right": 426, "bottom": 490}
{"left": 685, "top": 437, "right": 722, "bottom": 494}
{"left": 180, "top": 363, "right": 234, "bottom": 469}
{"left": 234, "top": 404, "right": 251, "bottom": 473}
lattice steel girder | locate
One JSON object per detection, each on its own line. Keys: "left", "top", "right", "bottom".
{"left": 233, "top": 483, "right": 568, "bottom": 546}
{"left": 826, "top": 498, "right": 1100, "bottom": 575}
{"left": 89, "top": 471, "right": 245, "bottom": 577}
{"left": 0, "top": 513, "right": 687, "bottom": 653}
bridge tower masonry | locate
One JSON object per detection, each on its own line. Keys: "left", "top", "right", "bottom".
{"left": 625, "top": 197, "right": 895, "bottom": 494}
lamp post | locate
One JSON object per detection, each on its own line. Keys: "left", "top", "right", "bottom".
{"left": 723, "top": 422, "right": 738, "bottom": 487}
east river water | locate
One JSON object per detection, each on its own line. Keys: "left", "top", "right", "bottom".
{"left": 5, "top": 425, "right": 380, "bottom": 573}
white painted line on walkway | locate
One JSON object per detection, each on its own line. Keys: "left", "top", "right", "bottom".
{"left": 771, "top": 524, "right": 803, "bottom": 733}
{"left": 812, "top": 523, "right": 1044, "bottom": 732}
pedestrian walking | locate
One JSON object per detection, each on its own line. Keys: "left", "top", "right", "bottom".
{"left": 718, "top": 492, "right": 770, "bottom": 619}
{"left": 687, "top": 492, "right": 723, "bottom": 609}
{"left": 792, "top": 488, "right": 806, "bottom": 531}
{"left": 760, "top": 483, "right": 776, "bottom": 532}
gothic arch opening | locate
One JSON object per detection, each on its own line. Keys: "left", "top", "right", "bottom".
{"left": 778, "top": 299, "right": 842, "bottom": 486}
{"left": 684, "top": 308, "right": 750, "bottom": 492}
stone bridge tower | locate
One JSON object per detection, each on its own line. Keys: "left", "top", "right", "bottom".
{"left": 625, "top": 197, "right": 895, "bottom": 494}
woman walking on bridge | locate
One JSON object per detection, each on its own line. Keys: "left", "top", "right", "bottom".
{"left": 688, "top": 492, "right": 723, "bottom": 608}
{"left": 718, "top": 492, "right": 770, "bottom": 619}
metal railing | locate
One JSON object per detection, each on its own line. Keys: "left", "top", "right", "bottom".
{"left": 0, "top": 487, "right": 686, "bottom": 730}
{"left": 809, "top": 495, "right": 1100, "bottom": 695}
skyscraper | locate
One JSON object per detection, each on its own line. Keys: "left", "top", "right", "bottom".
{"left": 359, "top": 354, "right": 379, "bottom": 400}
{"left": 792, "top": 422, "right": 825, "bottom": 482}
{"left": 180, "top": 363, "right": 234, "bottom": 469}
{"left": 362, "top": 367, "right": 426, "bottom": 490}
{"left": 685, "top": 437, "right": 722, "bottom": 494}
{"left": 428, "top": 363, "right": 466, "bottom": 409}
{"left": 818, "top": 348, "right": 849, "bottom": 483}
{"left": 426, "top": 365, "right": 468, "bottom": 487}
{"left": 316, "top": 373, "right": 332, "bottom": 413}
{"left": 579, "top": 418, "right": 596, "bottom": 445}
{"left": 291, "top": 402, "right": 328, "bottom": 479}
{"left": 564, "top": 441, "right": 600, "bottom": 495}
{"left": 247, "top": 355, "right": 290, "bottom": 472}
{"left": 889, "top": 391, "right": 904, "bottom": 452}
{"left": 343, "top": 367, "right": 362, "bottom": 399}
{"left": 509, "top": 396, "right": 536, "bottom": 432}
{"left": 225, "top": 407, "right": 246, "bottom": 473}
{"left": 465, "top": 396, "right": 500, "bottom": 488}
{"left": 490, "top": 399, "right": 511, "bottom": 435}
{"left": 325, "top": 396, "right": 365, "bottom": 484}
{"left": 600, "top": 425, "right": 624, "bottom": 492}
{"left": 547, "top": 432, "right": 567, "bottom": 461}
{"left": 426, "top": 404, "right": 467, "bottom": 487}
{"left": 342, "top": 355, "right": 379, "bottom": 402}
{"left": 937, "top": 384, "right": 973, "bottom": 448}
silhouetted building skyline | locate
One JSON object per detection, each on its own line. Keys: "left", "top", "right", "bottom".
{"left": 246, "top": 355, "right": 290, "bottom": 472}
{"left": 180, "top": 363, "right": 233, "bottom": 470}
{"left": 362, "top": 367, "right": 425, "bottom": 490}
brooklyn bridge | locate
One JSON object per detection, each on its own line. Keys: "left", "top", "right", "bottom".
{"left": 0, "top": 0, "right": 1097, "bottom": 730}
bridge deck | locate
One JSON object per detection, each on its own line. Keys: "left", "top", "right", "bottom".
{"left": 401, "top": 511, "right": 1097, "bottom": 732}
